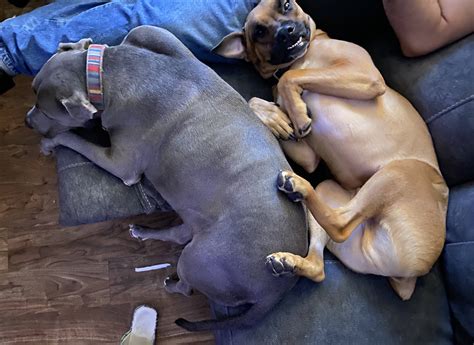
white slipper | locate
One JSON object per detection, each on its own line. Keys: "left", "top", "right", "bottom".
{"left": 120, "top": 305, "right": 157, "bottom": 345}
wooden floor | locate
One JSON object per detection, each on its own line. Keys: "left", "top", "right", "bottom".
{"left": 0, "top": 3, "right": 214, "bottom": 344}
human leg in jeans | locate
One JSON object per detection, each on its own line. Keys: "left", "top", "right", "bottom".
{"left": 0, "top": 0, "right": 257, "bottom": 93}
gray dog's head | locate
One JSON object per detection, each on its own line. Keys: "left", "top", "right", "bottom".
{"left": 25, "top": 39, "right": 97, "bottom": 138}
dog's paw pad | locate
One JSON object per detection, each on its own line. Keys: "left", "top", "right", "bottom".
{"left": 298, "top": 120, "right": 312, "bottom": 137}
{"left": 266, "top": 253, "right": 296, "bottom": 277}
{"left": 287, "top": 192, "right": 304, "bottom": 202}
{"left": 277, "top": 171, "right": 307, "bottom": 202}
{"left": 277, "top": 171, "right": 297, "bottom": 193}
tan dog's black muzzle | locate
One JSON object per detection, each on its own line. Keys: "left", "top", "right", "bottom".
{"left": 270, "top": 20, "right": 310, "bottom": 65}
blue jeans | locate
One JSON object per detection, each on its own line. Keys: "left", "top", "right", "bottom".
{"left": 0, "top": 0, "right": 257, "bottom": 75}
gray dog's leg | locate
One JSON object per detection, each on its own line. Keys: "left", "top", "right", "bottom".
{"left": 41, "top": 131, "right": 141, "bottom": 186}
{"left": 129, "top": 224, "right": 192, "bottom": 245}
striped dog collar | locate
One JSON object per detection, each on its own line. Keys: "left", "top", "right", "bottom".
{"left": 86, "top": 44, "right": 107, "bottom": 110}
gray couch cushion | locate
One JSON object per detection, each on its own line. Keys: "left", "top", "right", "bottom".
{"left": 212, "top": 262, "right": 453, "bottom": 345}
{"left": 56, "top": 146, "right": 170, "bottom": 226}
{"left": 444, "top": 182, "right": 474, "bottom": 344}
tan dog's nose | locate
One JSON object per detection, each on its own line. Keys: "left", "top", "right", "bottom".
{"left": 277, "top": 21, "right": 300, "bottom": 42}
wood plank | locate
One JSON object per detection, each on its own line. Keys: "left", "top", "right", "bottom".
{"left": 108, "top": 254, "right": 214, "bottom": 342}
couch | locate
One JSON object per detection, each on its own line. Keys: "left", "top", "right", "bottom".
{"left": 54, "top": 1, "right": 473, "bottom": 343}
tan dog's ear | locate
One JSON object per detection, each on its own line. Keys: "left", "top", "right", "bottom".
{"left": 61, "top": 91, "right": 97, "bottom": 120}
{"left": 57, "top": 38, "right": 93, "bottom": 53}
{"left": 213, "top": 32, "right": 247, "bottom": 60}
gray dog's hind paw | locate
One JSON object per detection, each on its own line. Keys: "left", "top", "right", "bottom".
{"left": 266, "top": 254, "right": 296, "bottom": 277}
{"left": 277, "top": 171, "right": 304, "bottom": 202}
{"left": 40, "top": 138, "right": 56, "bottom": 156}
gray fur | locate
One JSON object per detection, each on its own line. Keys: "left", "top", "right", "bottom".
{"left": 26, "top": 26, "right": 307, "bottom": 331}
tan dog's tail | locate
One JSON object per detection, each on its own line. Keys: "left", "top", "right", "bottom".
{"left": 175, "top": 296, "right": 279, "bottom": 332}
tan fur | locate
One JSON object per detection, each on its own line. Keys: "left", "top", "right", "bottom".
{"left": 218, "top": 0, "right": 448, "bottom": 300}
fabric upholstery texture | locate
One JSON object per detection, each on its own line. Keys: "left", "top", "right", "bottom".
{"left": 443, "top": 182, "right": 474, "bottom": 344}
{"left": 212, "top": 263, "right": 453, "bottom": 345}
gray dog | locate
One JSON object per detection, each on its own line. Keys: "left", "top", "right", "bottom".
{"left": 25, "top": 26, "right": 307, "bottom": 331}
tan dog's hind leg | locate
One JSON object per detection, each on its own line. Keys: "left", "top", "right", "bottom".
{"left": 266, "top": 212, "right": 328, "bottom": 282}
{"left": 277, "top": 170, "right": 365, "bottom": 243}
{"left": 277, "top": 160, "right": 447, "bottom": 300}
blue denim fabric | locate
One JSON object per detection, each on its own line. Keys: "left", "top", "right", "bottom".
{"left": 0, "top": 0, "right": 258, "bottom": 75}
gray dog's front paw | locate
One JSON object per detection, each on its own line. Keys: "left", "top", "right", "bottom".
{"left": 40, "top": 138, "right": 56, "bottom": 156}
{"left": 129, "top": 224, "right": 148, "bottom": 241}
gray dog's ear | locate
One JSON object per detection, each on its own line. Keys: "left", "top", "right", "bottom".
{"left": 61, "top": 91, "right": 97, "bottom": 120}
{"left": 57, "top": 38, "right": 93, "bottom": 53}
{"left": 213, "top": 32, "right": 247, "bottom": 60}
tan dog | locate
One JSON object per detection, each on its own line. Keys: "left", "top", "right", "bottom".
{"left": 215, "top": 0, "right": 448, "bottom": 300}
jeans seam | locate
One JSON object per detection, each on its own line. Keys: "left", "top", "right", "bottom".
{"left": 57, "top": 161, "right": 94, "bottom": 173}
{"left": 47, "top": 1, "right": 115, "bottom": 24}
{"left": 137, "top": 181, "right": 153, "bottom": 212}
{"left": 426, "top": 94, "right": 474, "bottom": 124}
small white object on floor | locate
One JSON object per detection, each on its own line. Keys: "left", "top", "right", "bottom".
{"left": 120, "top": 305, "right": 157, "bottom": 345}
{"left": 134, "top": 263, "right": 171, "bottom": 272}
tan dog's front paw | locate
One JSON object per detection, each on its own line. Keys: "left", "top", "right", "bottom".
{"left": 248, "top": 97, "right": 295, "bottom": 140}
{"left": 276, "top": 170, "right": 312, "bottom": 202}
{"left": 277, "top": 75, "right": 312, "bottom": 138}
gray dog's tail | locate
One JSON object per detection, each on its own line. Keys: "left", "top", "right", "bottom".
{"left": 175, "top": 297, "right": 279, "bottom": 332}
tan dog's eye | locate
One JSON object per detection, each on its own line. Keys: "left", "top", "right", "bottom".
{"left": 281, "top": 0, "right": 292, "bottom": 13}
{"left": 253, "top": 25, "right": 268, "bottom": 39}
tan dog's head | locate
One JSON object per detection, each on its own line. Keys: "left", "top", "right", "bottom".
{"left": 215, "top": 0, "right": 316, "bottom": 78}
